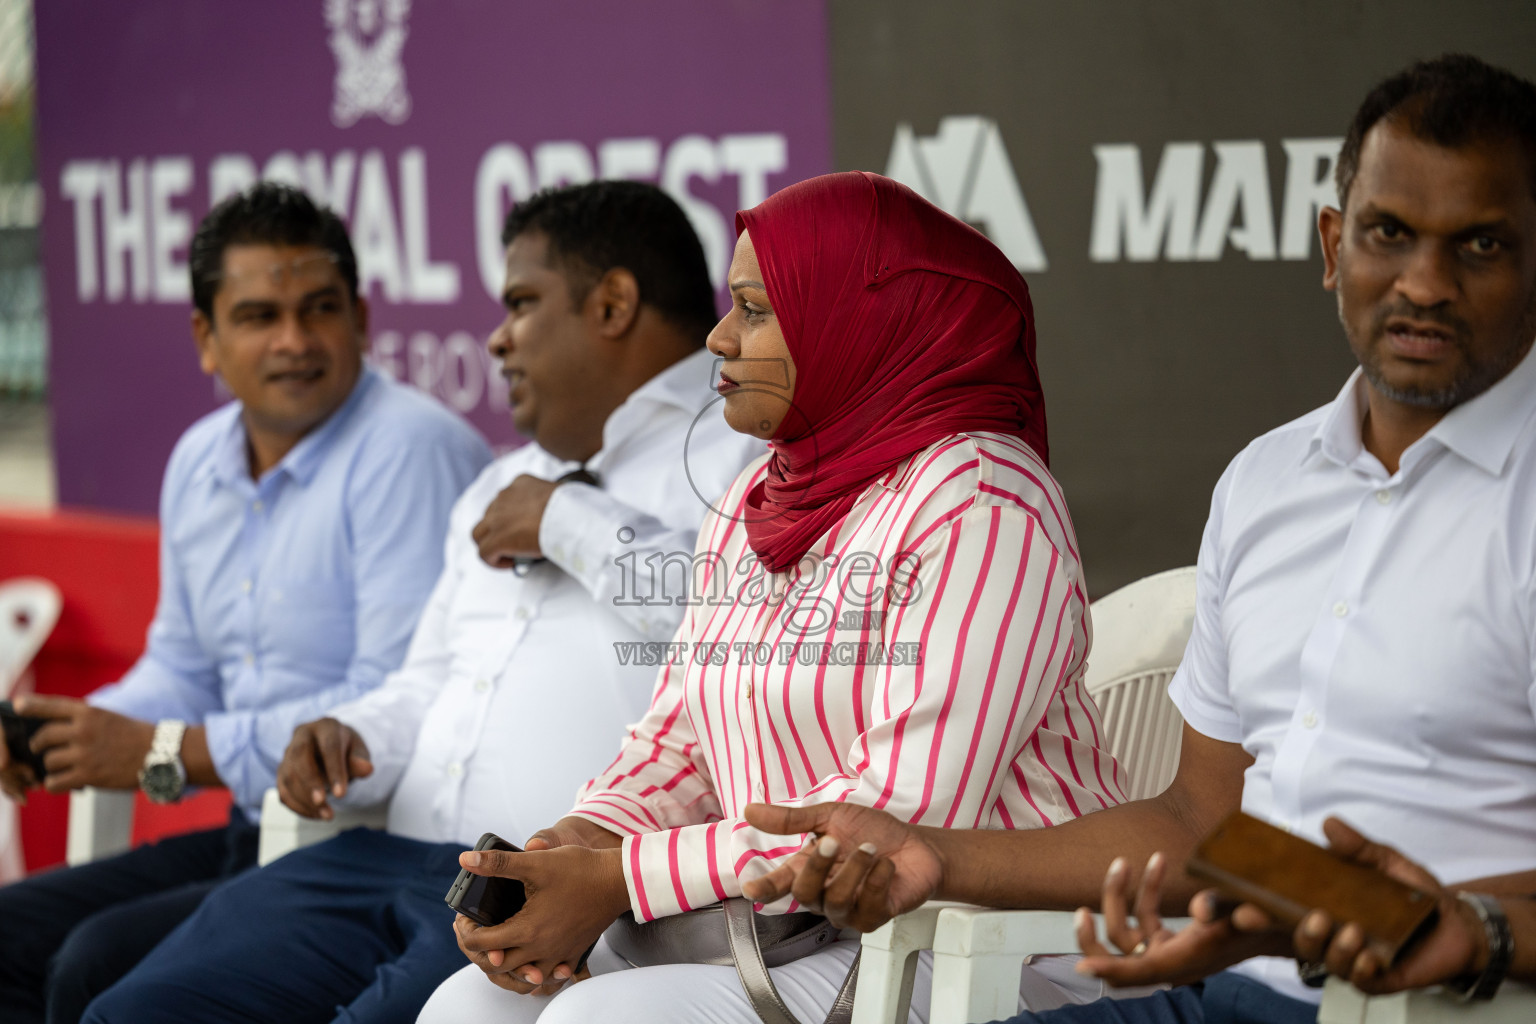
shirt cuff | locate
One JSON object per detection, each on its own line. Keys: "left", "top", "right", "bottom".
{"left": 619, "top": 821, "right": 771, "bottom": 922}
{"left": 84, "top": 683, "right": 140, "bottom": 717}
{"left": 202, "top": 710, "right": 258, "bottom": 808}
{"left": 85, "top": 680, "right": 184, "bottom": 724}
{"left": 568, "top": 791, "right": 665, "bottom": 838}
{"left": 538, "top": 483, "right": 624, "bottom": 597}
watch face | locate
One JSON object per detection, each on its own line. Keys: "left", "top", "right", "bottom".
{"left": 140, "top": 761, "right": 184, "bottom": 803}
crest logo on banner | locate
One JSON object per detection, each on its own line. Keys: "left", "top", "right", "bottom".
{"left": 886, "top": 116, "right": 1047, "bottom": 272}
{"left": 325, "top": 0, "right": 412, "bottom": 127}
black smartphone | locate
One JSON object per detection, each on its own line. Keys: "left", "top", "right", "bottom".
{"left": 0, "top": 700, "right": 48, "bottom": 779}
{"left": 444, "top": 832, "right": 527, "bottom": 927}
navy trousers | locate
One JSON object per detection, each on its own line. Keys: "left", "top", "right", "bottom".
{"left": 0, "top": 810, "right": 258, "bottom": 1024}
{"left": 994, "top": 972, "right": 1319, "bottom": 1024}
{"left": 81, "top": 828, "right": 468, "bottom": 1024}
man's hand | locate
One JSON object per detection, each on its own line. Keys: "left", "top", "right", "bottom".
{"left": 453, "top": 844, "right": 631, "bottom": 996}
{"left": 0, "top": 733, "right": 38, "bottom": 803}
{"left": 1074, "top": 852, "right": 1290, "bottom": 988}
{"left": 471, "top": 475, "right": 560, "bottom": 568}
{"left": 1291, "top": 818, "right": 1476, "bottom": 995}
{"left": 20, "top": 696, "right": 155, "bottom": 791}
{"left": 277, "top": 718, "right": 373, "bottom": 819}
{"left": 741, "top": 802, "right": 943, "bottom": 931}
{"left": 524, "top": 815, "right": 625, "bottom": 853}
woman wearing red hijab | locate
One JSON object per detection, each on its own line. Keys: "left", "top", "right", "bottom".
{"left": 421, "top": 173, "right": 1122, "bottom": 1023}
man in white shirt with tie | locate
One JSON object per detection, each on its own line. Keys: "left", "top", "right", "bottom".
{"left": 82, "top": 181, "right": 763, "bottom": 1024}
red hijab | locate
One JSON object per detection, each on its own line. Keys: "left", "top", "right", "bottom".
{"left": 738, "top": 171, "right": 1047, "bottom": 573}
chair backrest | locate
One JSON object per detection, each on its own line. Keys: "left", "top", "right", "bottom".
{"left": 0, "top": 577, "right": 63, "bottom": 697}
{"left": 1083, "top": 566, "right": 1197, "bottom": 802}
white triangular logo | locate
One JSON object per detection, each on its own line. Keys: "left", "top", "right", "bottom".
{"left": 886, "top": 116, "right": 1048, "bottom": 272}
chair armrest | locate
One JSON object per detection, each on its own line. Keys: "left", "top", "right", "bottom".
{"left": 927, "top": 908, "right": 1193, "bottom": 1024}
{"left": 1319, "top": 977, "right": 1536, "bottom": 1024}
{"left": 66, "top": 787, "right": 135, "bottom": 865}
{"left": 256, "top": 788, "right": 389, "bottom": 867}
{"left": 852, "top": 902, "right": 970, "bottom": 1024}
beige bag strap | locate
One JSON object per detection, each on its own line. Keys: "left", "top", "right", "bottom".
{"left": 723, "top": 897, "right": 860, "bottom": 1024}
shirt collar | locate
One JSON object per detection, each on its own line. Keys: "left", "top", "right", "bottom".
{"left": 589, "top": 347, "right": 719, "bottom": 474}
{"left": 1425, "top": 343, "right": 1536, "bottom": 477}
{"left": 200, "top": 411, "right": 249, "bottom": 489}
{"left": 200, "top": 366, "right": 378, "bottom": 489}
{"left": 1310, "top": 344, "right": 1536, "bottom": 478}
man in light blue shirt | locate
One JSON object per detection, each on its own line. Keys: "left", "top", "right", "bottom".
{"left": 0, "top": 183, "right": 491, "bottom": 1024}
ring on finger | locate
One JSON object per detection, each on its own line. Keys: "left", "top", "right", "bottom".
{"left": 1130, "top": 940, "right": 1149, "bottom": 956}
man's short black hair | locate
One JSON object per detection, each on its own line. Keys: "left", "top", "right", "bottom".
{"left": 501, "top": 180, "right": 718, "bottom": 345}
{"left": 1337, "top": 54, "right": 1536, "bottom": 209}
{"left": 189, "top": 182, "right": 359, "bottom": 320}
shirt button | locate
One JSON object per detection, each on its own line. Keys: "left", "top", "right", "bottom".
{"left": 514, "top": 607, "right": 530, "bottom": 620}
{"left": 1332, "top": 601, "right": 1349, "bottom": 618}
{"left": 446, "top": 762, "right": 463, "bottom": 778}
{"left": 474, "top": 678, "right": 490, "bottom": 693}
{"left": 252, "top": 500, "right": 264, "bottom": 513}
{"left": 242, "top": 652, "right": 255, "bottom": 666}
{"left": 240, "top": 579, "right": 253, "bottom": 594}
{"left": 1375, "top": 489, "right": 1392, "bottom": 505}
{"left": 573, "top": 555, "right": 586, "bottom": 572}
{"left": 746, "top": 682, "right": 754, "bottom": 700}
{"left": 1302, "top": 711, "right": 1319, "bottom": 729}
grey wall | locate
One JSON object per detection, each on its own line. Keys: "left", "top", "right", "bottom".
{"left": 829, "top": 0, "right": 1536, "bottom": 595}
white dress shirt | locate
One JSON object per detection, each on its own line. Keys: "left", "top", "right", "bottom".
{"left": 1170, "top": 344, "right": 1536, "bottom": 1002}
{"left": 327, "top": 348, "right": 765, "bottom": 846}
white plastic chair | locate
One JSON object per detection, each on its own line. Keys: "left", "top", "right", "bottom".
{"left": 0, "top": 576, "right": 62, "bottom": 697}
{"left": 0, "top": 577, "right": 142, "bottom": 868}
{"left": 1, "top": 577, "right": 63, "bottom": 881}
{"left": 66, "top": 786, "right": 389, "bottom": 867}
{"left": 66, "top": 788, "right": 135, "bottom": 865}
{"left": 852, "top": 566, "right": 1198, "bottom": 1024}
{"left": 256, "top": 787, "right": 388, "bottom": 866}
{"left": 1317, "top": 978, "right": 1535, "bottom": 1023}
{"left": 1081, "top": 566, "right": 1196, "bottom": 801}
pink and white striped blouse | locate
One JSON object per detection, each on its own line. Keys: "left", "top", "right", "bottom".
{"left": 570, "top": 431, "right": 1124, "bottom": 921}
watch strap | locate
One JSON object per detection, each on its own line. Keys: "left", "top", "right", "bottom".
{"left": 146, "top": 719, "right": 187, "bottom": 766}
{"left": 1447, "top": 892, "right": 1512, "bottom": 1001}
{"left": 1297, "top": 960, "right": 1329, "bottom": 988}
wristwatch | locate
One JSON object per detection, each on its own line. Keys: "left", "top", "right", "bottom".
{"left": 1446, "top": 892, "right": 1513, "bottom": 1001}
{"left": 138, "top": 719, "right": 188, "bottom": 804}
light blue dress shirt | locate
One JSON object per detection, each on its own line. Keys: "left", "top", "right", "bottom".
{"left": 89, "top": 367, "right": 492, "bottom": 817}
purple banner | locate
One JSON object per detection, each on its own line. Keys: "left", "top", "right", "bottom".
{"left": 36, "top": 0, "right": 831, "bottom": 511}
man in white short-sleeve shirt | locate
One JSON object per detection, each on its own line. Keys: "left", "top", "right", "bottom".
{"left": 736, "top": 54, "right": 1536, "bottom": 1024}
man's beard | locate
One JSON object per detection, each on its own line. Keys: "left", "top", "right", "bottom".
{"left": 1341, "top": 292, "right": 1536, "bottom": 411}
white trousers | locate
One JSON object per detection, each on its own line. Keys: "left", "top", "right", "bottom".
{"left": 417, "top": 936, "right": 1108, "bottom": 1024}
